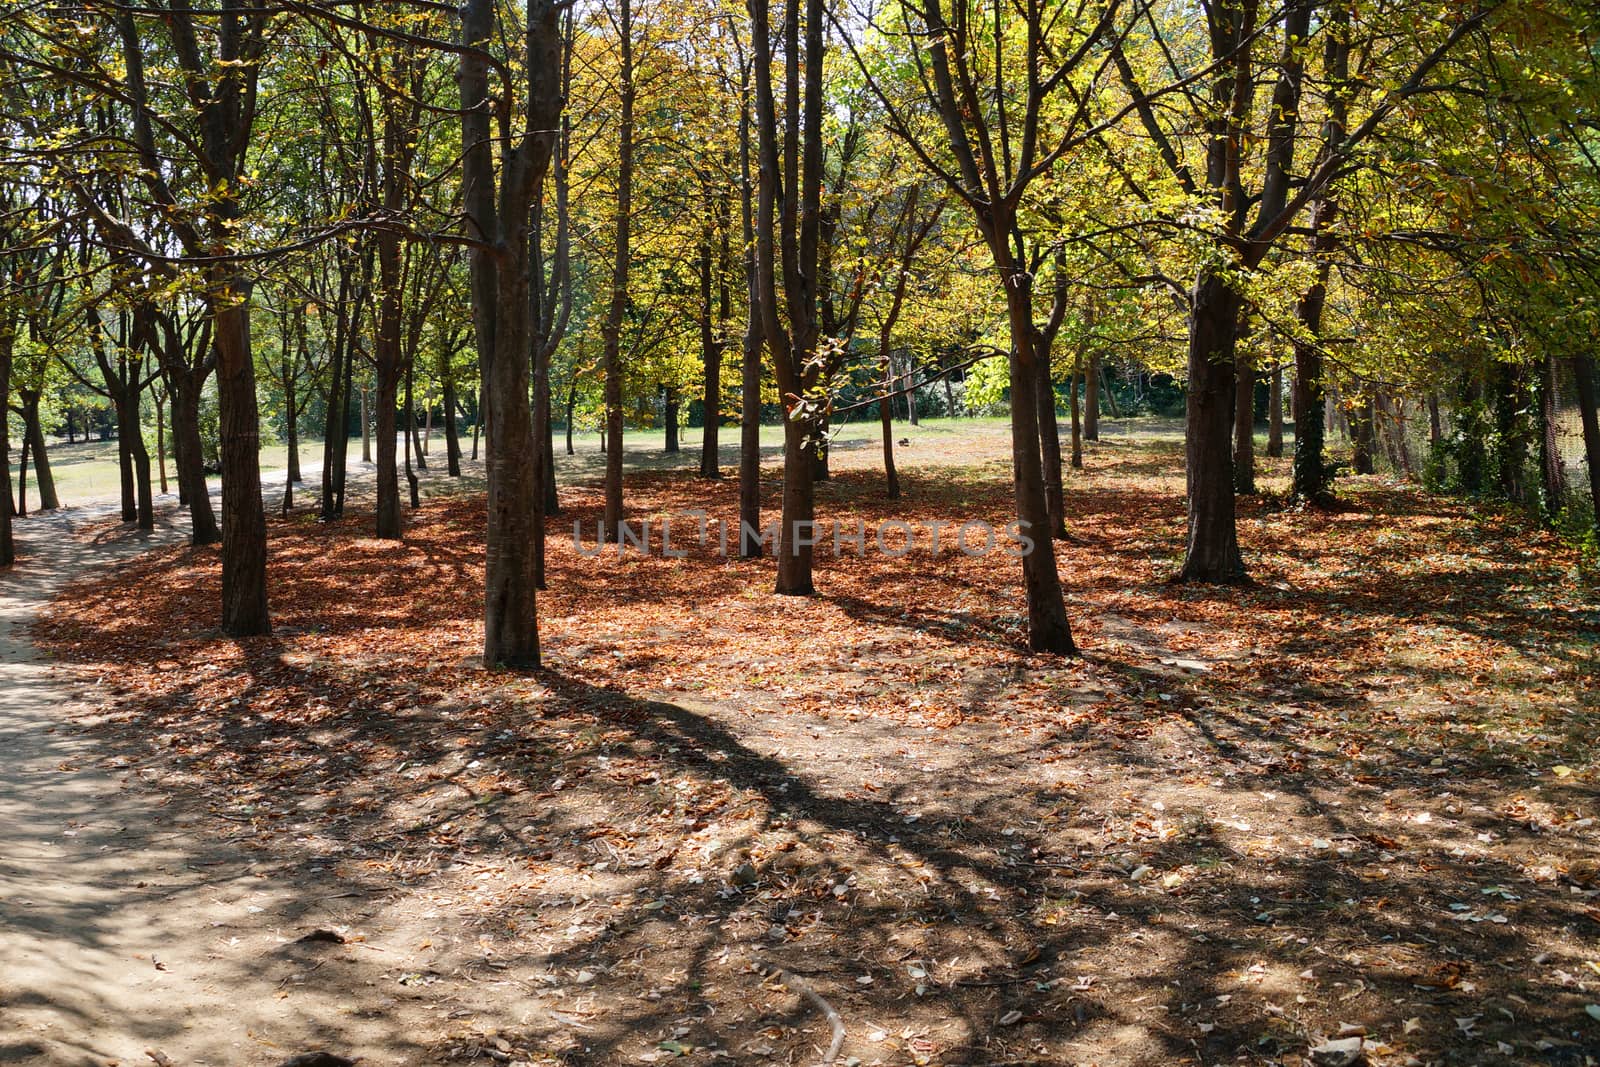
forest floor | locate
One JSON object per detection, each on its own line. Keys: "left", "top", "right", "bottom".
{"left": 7, "top": 420, "right": 1600, "bottom": 1067}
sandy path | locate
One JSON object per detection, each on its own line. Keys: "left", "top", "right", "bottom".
{"left": 0, "top": 506, "right": 428, "bottom": 1066}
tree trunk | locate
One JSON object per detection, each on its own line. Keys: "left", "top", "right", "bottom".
{"left": 360, "top": 382, "right": 372, "bottom": 463}
{"left": 472, "top": 385, "right": 483, "bottom": 461}
{"left": 1233, "top": 346, "right": 1256, "bottom": 494}
{"left": 698, "top": 228, "right": 722, "bottom": 478}
{"left": 373, "top": 232, "right": 403, "bottom": 540}
{"left": 1036, "top": 349, "right": 1068, "bottom": 534}
{"left": 1350, "top": 388, "right": 1376, "bottom": 476}
{"left": 22, "top": 392, "right": 60, "bottom": 512}
{"left": 565, "top": 379, "right": 577, "bottom": 456}
{"left": 117, "top": 400, "right": 137, "bottom": 522}
{"left": 116, "top": 388, "right": 154, "bottom": 530}
{"left": 1539, "top": 353, "right": 1565, "bottom": 516}
{"left": 1266, "top": 361, "right": 1283, "bottom": 458}
{"left": 1002, "top": 281, "right": 1075, "bottom": 653}
{"left": 879, "top": 344, "right": 900, "bottom": 500}
{"left": 212, "top": 293, "right": 270, "bottom": 637}
{"left": 155, "top": 392, "right": 169, "bottom": 495}
{"left": 403, "top": 357, "right": 420, "bottom": 510}
{"left": 1179, "top": 270, "right": 1246, "bottom": 582}
{"left": 1084, "top": 350, "right": 1100, "bottom": 441}
{"left": 1291, "top": 214, "right": 1333, "bottom": 505}
{"left": 284, "top": 358, "right": 301, "bottom": 485}
{"left": 1067, "top": 357, "right": 1082, "bottom": 472}
{"left": 1571, "top": 352, "right": 1600, "bottom": 532}
{"left": 0, "top": 316, "right": 14, "bottom": 568}
{"left": 443, "top": 374, "right": 462, "bottom": 476}
{"left": 776, "top": 414, "right": 817, "bottom": 594}
{"left": 172, "top": 374, "right": 221, "bottom": 543}
{"left": 664, "top": 385, "right": 680, "bottom": 453}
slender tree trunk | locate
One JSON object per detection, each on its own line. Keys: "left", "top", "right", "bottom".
{"left": 360, "top": 382, "right": 372, "bottom": 463}
{"left": 1350, "top": 388, "right": 1376, "bottom": 476}
{"left": 116, "top": 388, "right": 154, "bottom": 530}
{"left": 117, "top": 398, "right": 137, "bottom": 522}
{"left": 403, "top": 358, "right": 420, "bottom": 509}
{"left": 1291, "top": 212, "right": 1333, "bottom": 505}
{"left": 172, "top": 375, "right": 220, "bottom": 543}
{"left": 565, "top": 379, "right": 576, "bottom": 456}
{"left": 1036, "top": 348, "right": 1068, "bottom": 534}
{"left": 1101, "top": 359, "right": 1121, "bottom": 418}
{"left": 212, "top": 292, "right": 270, "bottom": 637}
{"left": 155, "top": 392, "right": 169, "bottom": 495}
{"left": 1179, "top": 270, "right": 1246, "bottom": 582}
{"left": 1539, "top": 353, "right": 1565, "bottom": 516}
{"left": 1427, "top": 392, "right": 1443, "bottom": 447}
{"left": 472, "top": 385, "right": 483, "bottom": 461}
{"left": 16, "top": 416, "right": 28, "bottom": 516}
{"left": 542, "top": 390, "right": 558, "bottom": 514}
{"left": 1266, "top": 361, "right": 1284, "bottom": 458}
{"left": 1233, "top": 346, "right": 1256, "bottom": 494}
{"left": 1571, "top": 352, "right": 1600, "bottom": 532}
{"left": 1002, "top": 279, "right": 1076, "bottom": 653}
{"left": 443, "top": 374, "right": 462, "bottom": 476}
{"left": 0, "top": 316, "right": 14, "bottom": 568}
{"left": 22, "top": 392, "right": 60, "bottom": 512}
{"left": 879, "top": 344, "right": 900, "bottom": 500}
{"left": 1085, "top": 350, "right": 1100, "bottom": 441}
{"left": 1068, "top": 356, "right": 1082, "bottom": 471}
{"left": 664, "top": 385, "right": 680, "bottom": 453}
{"left": 600, "top": 0, "right": 634, "bottom": 543}
{"left": 373, "top": 232, "right": 403, "bottom": 540}
{"left": 284, "top": 363, "right": 300, "bottom": 485}
{"left": 698, "top": 227, "right": 722, "bottom": 478}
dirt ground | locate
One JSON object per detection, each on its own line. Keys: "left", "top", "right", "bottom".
{"left": 9, "top": 420, "right": 1600, "bottom": 1067}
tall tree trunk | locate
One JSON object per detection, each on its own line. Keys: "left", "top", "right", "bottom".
{"left": 698, "top": 224, "right": 722, "bottom": 478}
{"left": 1002, "top": 279, "right": 1076, "bottom": 653}
{"left": 403, "top": 357, "right": 420, "bottom": 509}
{"left": 0, "top": 315, "right": 14, "bottom": 568}
{"left": 1539, "top": 353, "right": 1565, "bottom": 516}
{"left": 1036, "top": 348, "right": 1068, "bottom": 534}
{"left": 1179, "top": 270, "right": 1246, "bottom": 582}
{"left": 284, "top": 359, "right": 300, "bottom": 485}
{"left": 1085, "top": 350, "right": 1100, "bottom": 441}
{"left": 663, "top": 385, "right": 680, "bottom": 453}
{"left": 1291, "top": 208, "right": 1333, "bottom": 504}
{"left": 1233, "top": 346, "right": 1256, "bottom": 494}
{"left": 565, "top": 379, "right": 576, "bottom": 456}
{"left": 1350, "top": 388, "right": 1376, "bottom": 476}
{"left": 442, "top": 373, "right": 463, "bottom": 476}
{"left": 155, "top": 391, "right": 169, "bottom": 495}
{"left": 600, "top": 0, "right": 634, "bottom": 543}
{"left": 472, "top": 384, "right": 483, "bottom": 461}
{"left": 16, "top": 416, "right": 28, "bottom": 516}
{"left": 360, "top": 382, "right": 371, "bottom": 464}
{"left": 116, "top": 387, "right": 154, "bottom": 530}
{"left": 373, "top": 231, "right": 403, "bottom": 540}
{"left": 1571, "top": 352, "right": 1600, "bottom": 532}
{"left": 879, "top": 353, "right": 900, "bottom": 500}
{"left": 1266, "top": 360, "right": 1284, "bottom": 458}
{"left": 212, "top": 291, "right": 270, "bottom": 637}
{"left": 22, "top": 391, "right": 59, "bottom": 512}
{"left": 172, "top": 374, "right": 221, "bottom": 543}
{"left": 1068, "top": 356, "right": 1082, "bottom": 471}
{"left": 117, "top": 398, "right": 137, "bottom": 522}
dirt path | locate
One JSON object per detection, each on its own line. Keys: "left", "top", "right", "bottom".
{"left": 0, "top": 507, "right": 438, "bottom": 1067}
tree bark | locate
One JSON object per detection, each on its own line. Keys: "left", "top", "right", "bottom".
{"left": 1266, "top": 361, "right": 1283, "bottom": 458}
{"left": 21, "top": 391, "right": 60, "bottom": 512}
{"left": 0, "top": 313, "right": 14, "bottom": 568}
{"left": 171, "top": 372, "right": 220, "bottom": 543}
{"left": 663, "top": 385, "right": 680, "bottom": 453}
{"left": 212, "top": 291, "right": 270, "bottom": 636}
{"left": 1084, "top": 350, "right": 1100, "bottom": 441}
{"left": 1067, "top": 356, "right": 1082, "bottom": 471}
{"left": 1233, "top": 345, "right": 1256, "bottom": 494}
{"left": 1179, "top": 270, "right": 1246, "bottom": 582}
{"left": 1539, "top": 353, "right": 1565, "bottom": 515}
{"left": 373, "top": 228, "right": 404, "bottom": 541}
{"left": 1571, "top": 352, "right": 1600, "bottom": 532}
{"left": 1037, "top": 345, "right": 1068, "bottom": 533}
{"left": 600, "top": 0, "right": 635, "bottom": 543}
{"left": 443, "top": 372, "right": 462, "bottom": 476}
{"left": 698, "top": 222, "right": 722, "bottom": 478}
